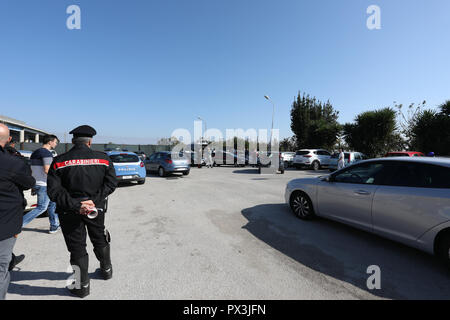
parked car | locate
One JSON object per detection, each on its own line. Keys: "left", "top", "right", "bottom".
{"left": 285, "top": 157, "right": 450, "bottom": 266}
{"left": 107, "top": 151, "right": 146, "bottom": 184}
{"left": 385, "top": 151, "right": 425, "bottom": 157}
{"left": 18, "top": 150, "right": 37, "bottom": 212}
{"left": 257, "top": 151, "right": 285, "bottom": 174}
{"left": 145, "top": 151, "right": 190, "bottom": 177}
{"left": 328, "top": 151, "right": 368, "bottom": 171}
{"left": 281, "top": 152, "right": 296, "bottom": 168}
{"left": 135, "top": 151, "right": 147, "bottom": 161}
{"left": 293, "top": 149, "right": 332, "bottom": 171}
{"left": 184, "top": 150, "right": 206, "bottom": 166}
{"left": 213, "top": 150, "right": 246, "bottom": 167}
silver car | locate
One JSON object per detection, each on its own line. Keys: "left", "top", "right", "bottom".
{"left": 281, "top": 152, "right": 296, "bottom": 168}
{"left": 145, "top": 151, "right": 190, "bottom": 177}
{"left": 328, "top": 151, "right": 368, "bottom": 171}
{"left": 293, "top": 149, "right": 332, "bottom": 171}
{"left": 285, "top": 157, "right": 450, "bottom": 266}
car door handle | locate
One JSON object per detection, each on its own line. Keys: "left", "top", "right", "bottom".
{"left": 354, "top": 190, "right": 371, "bottom": 195}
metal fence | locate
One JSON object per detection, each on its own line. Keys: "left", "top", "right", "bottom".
{"left": 18, "top": 142, "right": 171, "bottom": 155}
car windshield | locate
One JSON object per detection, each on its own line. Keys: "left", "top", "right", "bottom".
{"left": 110, "top": 154, "right": 140, "bottom": 163}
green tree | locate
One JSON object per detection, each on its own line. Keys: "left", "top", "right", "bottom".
{"left": 290, "top": 92, "right": 340, "bottom": 150}
{"left": 343, "top": 108, "right": 404, "bottom": 158}
{"left": 280, "top": 136, "right": 297, "bottom": 151}
{"left": 409, "top": 101, "right": 450, "bottom": 155}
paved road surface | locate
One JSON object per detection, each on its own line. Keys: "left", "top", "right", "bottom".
{"left": 8, "top": 166, "right": 450, "bottom": 300}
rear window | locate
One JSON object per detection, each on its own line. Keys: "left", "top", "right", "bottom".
{"left": 296, "top": 151, "right": 310, "bottom": 156}
{"left": 109, "top": 154, "right": 140, "bottom": 163}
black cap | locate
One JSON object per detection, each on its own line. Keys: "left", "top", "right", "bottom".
{"left": 69, "top": 125, "right": 97, "bottom": 138}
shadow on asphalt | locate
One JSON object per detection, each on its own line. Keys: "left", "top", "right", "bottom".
{"left": 233, "top": 169, "right": 259, "bottom": 174}
{"left": 21, "top": 227, "right": 50, "bottom": 234}
{"left": 9, "top": 269, "right": 106, "bottom": 297}
{"left": 9, "top": 271, "right": 71, "bottom": 297}
{"left": 241, "top": 203, "right": 450, "bottom": 300}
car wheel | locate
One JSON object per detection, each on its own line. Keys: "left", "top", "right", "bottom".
{"left": 437, "top": 233, "right": 450, "bottom": 267}
{"left": 312, "top": 161, "right": 320, "bottom": 171}
{"left": 183, "top": 170, "right": 190, "bottom": 176}
{"left": 158, "top": 167, "right": 166, "bottom": 177}
{"left": 290, "top": 192, "right": 315, "bottom": 220}
{"left": 280, "top": 168, "right": 285, "bottom": 174}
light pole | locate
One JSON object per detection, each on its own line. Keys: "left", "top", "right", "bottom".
{"left": 264, "top": 95, "right": 275, "bottom": 150}
{"left": 197, "top": 116, "right": 207, "bottom": 144}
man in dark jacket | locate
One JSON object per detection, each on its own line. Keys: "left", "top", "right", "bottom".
{"left": 0, "top": 124, "right": 35, "bottom": 300}
{"left": 4, "top": 141, "right": 27, "bottom": 271}
{"left": 47, "top": 125, "right": 117, "bottom": 298}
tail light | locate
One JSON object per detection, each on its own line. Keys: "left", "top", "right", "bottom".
{"left": 140, "top": 162, "right": 144, "bottom": 167}
{"left": 165, "top": 159, "right": 173, "bottom": 164}
{"left": 303, "top": 155, "right": 312, "bottom": 158}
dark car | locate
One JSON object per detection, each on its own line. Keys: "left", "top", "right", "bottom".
{"left": 257, "top": 152, "right": 285, "bottom": 174}
{"left": 213, "top": 150, "right": 247, "bottom": 167}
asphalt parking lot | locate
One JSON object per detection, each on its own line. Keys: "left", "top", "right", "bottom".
{"left": 8, "top": 166, "right": 450, "bottom": 300}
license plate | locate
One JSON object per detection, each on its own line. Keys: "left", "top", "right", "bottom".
{"left": 176, "top": 168, "right": 185, "bottom": 171}
{"left": 122, "top": 175, "right": 132, "bottom": 179}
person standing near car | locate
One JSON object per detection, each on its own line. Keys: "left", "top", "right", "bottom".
{"left": 4, "top": 139, "right": 27, "bottom": 271}
{"left": 337, "top": 148, "right": 345, "bottom": 170}
{"left": 47, "top": 125, "right": 117, "bottom": 298}
{"left": 0, "top": 124, "right": 35, "bottom": 300}
{"left": 22, "top": 134, "right": 60, "bottom": 234}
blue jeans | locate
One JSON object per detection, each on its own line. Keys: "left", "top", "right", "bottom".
{"left": 23, "top": 185, "right": 59, "bottom": 229}
{"left": 0, "top": 237, "right": 16, "bottom": 300}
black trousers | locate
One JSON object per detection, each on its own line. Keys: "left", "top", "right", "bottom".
{"left": 59, "top": 211, "right": 108, "bottom": 261}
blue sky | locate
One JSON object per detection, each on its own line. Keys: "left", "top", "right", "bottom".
{"left": 1, "top": 0, "right": 449, "bottom": 143}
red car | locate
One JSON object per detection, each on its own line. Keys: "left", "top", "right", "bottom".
{"left": 384, "top": 151, "right": 425, "bottom": 157}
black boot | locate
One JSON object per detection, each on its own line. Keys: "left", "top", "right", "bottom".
{"left": 68, "top": 255, "right": 90, "bottom": 298}
{"left": 8, "top": 253, "right": 25, "bottom": 271}
{"left": 94, "top": 245, "right": 113, "bottom": 280}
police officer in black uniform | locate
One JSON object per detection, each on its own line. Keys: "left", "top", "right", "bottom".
{"left": 47, "top": 125, "right": 117, "bottom": 298}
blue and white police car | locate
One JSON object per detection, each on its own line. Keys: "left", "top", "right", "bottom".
{"left": 106, "top": 151, "right": 146, "bottom": 185}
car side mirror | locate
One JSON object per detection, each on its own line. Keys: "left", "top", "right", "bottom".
{"left": 322, "top": 175, "right": 333, "bottom": 182}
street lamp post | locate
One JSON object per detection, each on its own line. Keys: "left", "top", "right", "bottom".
{"left": 264, "top": 95, "right": 275, "bottom": 150}
{"left": 197, "top": 116, "right": 207, "bottom": 144}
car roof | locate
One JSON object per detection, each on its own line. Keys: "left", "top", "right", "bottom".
{"left": 18, "top": 150, "right": 32, "bottom": 158}
{"left": 106, "top": 151, "right": 138, "bottom": 156}
{"left": 386, "top": 151, "right": 423, "bottom": 155}
{"left": 363, "top": 157, "right": 450, "bottom": 167}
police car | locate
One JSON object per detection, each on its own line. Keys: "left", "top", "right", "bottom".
{"left": 106, "top": 151, "right": 146, "bottom": 185}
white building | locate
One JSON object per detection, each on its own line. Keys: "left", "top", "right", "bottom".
{"left": 0, "top": 115, "right": 49, "bottom": 144}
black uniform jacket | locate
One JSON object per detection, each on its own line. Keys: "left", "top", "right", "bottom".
{"left": 0, "top": 146, "right": 35, "bottom": 240}
{"left": 47, "top": 144, "right": 118, "bottom": 214}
